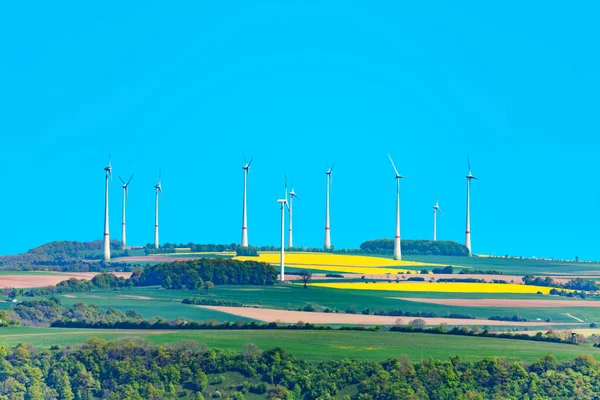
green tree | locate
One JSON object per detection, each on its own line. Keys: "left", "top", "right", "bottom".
{"left": 204, "top": 281, "right": 214, "bottom": 294}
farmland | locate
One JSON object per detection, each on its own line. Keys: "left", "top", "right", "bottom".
{"left": 4, "top": 251, "right": 600, "bottom": 358}
{"left": 1, "top": 326, "right": 598, "bottom": 363}
{"left": 310, "top": 281, "right": 562, "bottom": 294}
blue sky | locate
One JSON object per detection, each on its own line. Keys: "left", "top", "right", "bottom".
{"left": 0, "top": 1, "right": 598, "bottom": 259}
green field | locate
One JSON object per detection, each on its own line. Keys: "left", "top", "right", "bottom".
{"left": 405, "top": 255, "right": 600, "bottom": 276}
{"left": 0, "top": 270, "right": 65, "bottom": 276}
{"left": 2, "top": 327, "right": 598, "bottom": 363}
{"left": 21, "top": 284, "right": 600, "bottom": 326}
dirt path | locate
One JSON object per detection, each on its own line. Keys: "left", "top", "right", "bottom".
{"left": 197, "top": 306, "right": 582, "bottom": 327}
{"left": 394, "top": 298, "right": 600, "bottom": 308}
{"left": 564, "top": 313, "right": 585, "bottom": 322}
{"left": 0, "top": 272, "right": 132, "bottom": 288}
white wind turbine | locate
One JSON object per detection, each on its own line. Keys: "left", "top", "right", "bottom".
{"left": 277, "top": 177, "right": 289, "bottom": 282}
{"left": 118, "top": 174, "right": 134, "bottom": 249}
{"left": 154, "top": 170, "right": 162, "bottom": 250}
{"left": 103, "top": 155, "right": 112, "bottom": 262}
{"left": 240, "top": 155, "right": 254, "bottom": 247}
{"left": 465, "top": 157, "right": 477, "bottom": 255}
{"left": 288, "top": 184, "right": 299, "bottom": 249}
{"left": 388, "top": 155, "right": 406, "bottom": 260}
{"left": 324, "top": 163, "right": 334, "bottom": 250}
{"left": 433, "top": 195, "right": 443, "bottom": 241}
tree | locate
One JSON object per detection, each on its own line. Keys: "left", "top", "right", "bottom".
{"left": 204, "top": 281, "right": 214, "bottom": 295}
{"left": 298, "top": 270, "right": 312, "bottom": 289}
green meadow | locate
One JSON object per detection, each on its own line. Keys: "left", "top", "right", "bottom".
{"left": 2, "top": 327, "right": 598, "bottom": 363}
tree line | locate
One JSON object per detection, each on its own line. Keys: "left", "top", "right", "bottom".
{"left": 144, "top": 239, "right": 470, "bottom": 257}
{"left": 360, "top": 239, "right": 470, "bottom": 256}
{"left": 0, "top": 338, "right": 599, "bottom": 399}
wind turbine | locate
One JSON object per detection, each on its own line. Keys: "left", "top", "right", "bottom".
{"left": 465, "top": 157, "right": 477, "bottom": 255}
{"left": 241, "top": 155, "right": 254, "bottom": 247}
{"left": 118, "top": 174, "right": 134, "bottom": 249}
{"left": 103, "top": 155, "right": 112, "bottom": 262}
{"left": 288, "top": 184, "right": 299, "bottom": 249}
{"left": 324, "top": 163, "right": 334, "bottom": 250}
{"left": 277, "top": 177, "right": 289, "bottom": 282}
{"left": 154, "top": 170, "right": 162, "bottom": 250}
{"left": 388, "top": 155, "right": 406, "bottom": 260}
{"left": 433, "top": 195, "right": 443, "bottom": 241}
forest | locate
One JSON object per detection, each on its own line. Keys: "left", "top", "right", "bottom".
{"left": 0, "top": 338, "right": 599, "bottom": 399}
{"left": 131, "top": 259, "right": 278, "bottom": 288}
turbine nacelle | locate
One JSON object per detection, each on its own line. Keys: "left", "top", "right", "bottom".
{"left": 388, "top": 154, "right": 406, "bottom": 180}
{"left": 104, "top": 155, "right": 112, "bottom": 179}
{"left": 242, "top": 155, "right": 254, "bottom": 170}
{"left": 466, "top": 156, "right": 477, "bottom": 180}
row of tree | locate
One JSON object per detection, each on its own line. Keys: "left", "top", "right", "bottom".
{"left": 360, "top": 239, "right": 470, "bottom": 256}
{"left": 144, "top": 239, "right": 470, "bottom": 257}
{"left": 523, "top": 276, "right": 599, "bottom": 291}
{"left": 0, "top": 338, "right": 598, "bottom": 399}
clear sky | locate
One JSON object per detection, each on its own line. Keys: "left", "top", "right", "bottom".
{"left": 0, "top": 1, "right": 598, "bottom": 259}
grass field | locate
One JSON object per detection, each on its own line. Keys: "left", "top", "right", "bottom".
{"left": 405, "top": 255, "right": 600, "bottom": 276}
{"left": 1, "top": 327, "right": 598, "bottom": 363}
{"left": 0, "top": 271, "right": 65, "bottom": 276}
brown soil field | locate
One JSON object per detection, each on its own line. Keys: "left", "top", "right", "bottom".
{"left": 197, "top": 306, "right": 581, "bottom": 327}
{"left": 307, "top": 274, "right": 580, "bottom": 284}
{"left": 0, "top": 272, "right": 131, "bottom": 288}
{"left": 394, "top": 298, "right": 600, "bottom": 308}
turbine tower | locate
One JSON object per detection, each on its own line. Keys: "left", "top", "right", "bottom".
{"left": 241, "top": 156, "right": 254, "bottom": 247}
{"left": 465, "top": 157, "right": 477, "bottom": 255}
{"left": 433, "top": 195, "right": 443, "bottom": 241}
{"left": 388, "top": 155, "right": 406, "bottom": 260}
{"left": 154, "top": 171, "right": 162, "bottom": 250}
{"left": 324, "top": 163, "right": 334, "bottom": 250}
{"left": 119, "top": 174, "right": 134, "bottom": 249}
{"left": 288, "top": 185, "right": 299, "bottom": 249}
{"left": 103, "top": 156, "right": 112, "bottom": 262}
{"left": 277, "top": 179, "right": 289, "bottom": 282}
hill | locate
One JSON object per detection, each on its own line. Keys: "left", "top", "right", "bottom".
{"left": 0, "top": 240, "right": 131, "bottom": 272}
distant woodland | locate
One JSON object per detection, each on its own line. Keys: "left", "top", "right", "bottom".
{"left": 360, "top": 239, "right": 470, "bottom": 256}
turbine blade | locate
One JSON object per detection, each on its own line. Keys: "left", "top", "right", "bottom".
{"left": 119, "top": 176, "right": 125, "bottom": 185}
{"left": 467, "top": 155, "right": 472, "bottom": 173}
{"left": 248, "top": 156, "right": 254, "bottom": 167}
{"left": 243, "top": 154, "right": 248, "bottom": 165}
{"left": 127, "top": 174, "right": 134, "bottom": 186}
{"left": 330, "top": 162, "right": 335, "bottom": 172}
{"left": 388, "top": 154, "right": 400, "bottom": 177}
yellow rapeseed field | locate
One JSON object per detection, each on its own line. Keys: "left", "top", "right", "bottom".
{"left": 234, "top": 252, "right": 434, "bottom": 273}
{"left": 235, "top": 252, "right": 424, "bottom": 267}
{"left": 311, "top": 282, "right": 558, "bottom": 294}
{"left": 278, "top": 264, "right": 413, "bottom": 275}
